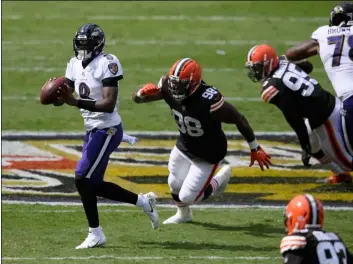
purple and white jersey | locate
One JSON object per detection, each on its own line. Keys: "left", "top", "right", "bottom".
{"left": 312, "top": 25, "right": 353, "bottom": 100}
{"left": 65, "top": 53, "right": 123, "bottom": 131}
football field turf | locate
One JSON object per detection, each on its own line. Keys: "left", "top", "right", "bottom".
{"left": 2, "top": 204, "right": 353, "bottom": 264}
{"left": 2, "top": 1, "right": 338, "bottom": 131}
{"left": 2, "top": 1, "right": 353, "bottom": 263}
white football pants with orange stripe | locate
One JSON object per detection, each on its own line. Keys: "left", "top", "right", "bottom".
{"left": 167, "top": 146, "right": 220, "bottom": 205}
{"left": 308, "top": 99, "right": 353, "bottom": 173}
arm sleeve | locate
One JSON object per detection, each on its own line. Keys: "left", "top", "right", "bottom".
{"left": 280, "top": 235, "right": 307, "bottom": 264}
{"left": 102, "top": 77, "right": 120, "bottom": 87}
{"left": 311, "top": 26, "right": 323, "bottom": 41}
{"left": 283, "top": 251, "right": 305, "bottom": 264}
{"left": 65, "top": 58, "right": 74, "bottom": 81}
{"left": 283, "top": 109, "right": 310, "bottom": 151}
{"left": 100, "top": 54, "right": 123, "bottom": 82}
{"left": 202, "top": 85, "right": 224, "bottom": 113}
{"left": 261, "top": 80, "right": 280, "bottom": 104}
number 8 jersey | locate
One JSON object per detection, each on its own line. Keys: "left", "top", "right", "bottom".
{"left": 160, "top": 78, "right": 227, "bottom": 164}
{"left": 312, "top": 25, "right": 353, "bottom": 100}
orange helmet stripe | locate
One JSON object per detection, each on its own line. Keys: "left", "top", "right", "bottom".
{"left": 173, "top": 57, "right": 192, "bottom": 76}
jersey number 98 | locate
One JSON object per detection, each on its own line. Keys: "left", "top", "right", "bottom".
{"left": 172, "top": 109, "right": 204, "bottom": 137}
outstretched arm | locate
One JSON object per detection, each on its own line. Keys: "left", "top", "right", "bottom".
{"left": 211, "top": 100, "right": 256, "bottom": 143}
{"left": 211, "top": 101, "right": 272, "bottom": 170}
{"left": 132, "top": 78, "right": 164, "bottom": 103}
{"left": 285, "top": 40, "right": 319, "bottom": 62}
{"left": 132, "top": 86, "right": 163, "bottom": 103}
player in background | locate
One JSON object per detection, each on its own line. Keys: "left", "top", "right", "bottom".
{"left": 55, "top": 23, "right": 158, "bottom": 249}
{"left": 285, "top": 2, "right": 353, "bottom": 183}
{"left": 245, "top": 44, "right": 353, "bottom": 182}
{"left": 280, "top": 194, "right": 353, "bottom": 264}
{"left": 132, "top": 58, "right": 272, "bottom": 224}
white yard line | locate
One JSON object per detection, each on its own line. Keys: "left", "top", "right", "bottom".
{"left": 2, "top": 39, "right": 302, "bottom": 46}
{"left": 1, "top": 255, "right": 280, "bottom": 261}
{"left": 1, "top": 130, "right": 297, "bottom": 137}
{"left": 2, "top": 67, "right": 241, "bottom": 73}
{"left": 1, "top": 256, "right": 281, "bottom": 261}
{"left": 1, "top": 67, "right": 326, "bottom": 73}
{"left": 3, "top": 200, "right": 353, "bottom": 211}
{"left": 1, "top": 95, "right": 262, "bottom": 102}
{"left": 2, "top": 14, "right": 326, "bottom": 23}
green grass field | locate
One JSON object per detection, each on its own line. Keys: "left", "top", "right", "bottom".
{"left": 2, "top": 1, "right": 353, "bottom": 264}
{"left": 3, "top": 1, "right": 337, "bottom": 131}
{"left": 2, "top": 204, "right": 353, "bottom": 264}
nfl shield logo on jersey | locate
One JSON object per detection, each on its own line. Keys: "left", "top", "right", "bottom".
{"left": 108, "top": 63, "right": 119, "bottom": 75}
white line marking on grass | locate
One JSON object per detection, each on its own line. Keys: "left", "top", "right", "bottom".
{"left": 1, "top": 255, "right": 281, "bottom": 261}
{"left": 2, "top": 95, "right": 262, "bottom": 102}
{"left": 2, "top": 39, "right": 303, "bottom": 46}
{"left": 2, "top": 14, "right": 327, "bottom": 23}
{"left": 3, "top": 200, "right": 353, "bottom": 211}
{"left": 2, "top": 66, "right": 241, "bottom": 73}
{"left": 1, "top": 130, "right": 297, "bottom": 137}
{"left": 1, "top": 67, "right": 326, "bottom": 73}
{"left": 1, "top": 209, "right": 173, "bottom": 213}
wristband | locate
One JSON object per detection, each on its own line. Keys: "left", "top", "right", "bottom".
{"left": 248, "top": 139, "right": 259, "bottom": 150}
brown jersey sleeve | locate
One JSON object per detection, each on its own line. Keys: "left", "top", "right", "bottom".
{"left": 261, "top": 79, "right": 280, "bottom": 104}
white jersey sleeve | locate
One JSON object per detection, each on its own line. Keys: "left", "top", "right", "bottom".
{"left": 65, "top": 57, "right": 75, "bottom": 81}
{"left": 99, "top": 54, "right": 123, "bottom": 82}
{"left": 311, "top": 25, "right": 327, "bottom": 41}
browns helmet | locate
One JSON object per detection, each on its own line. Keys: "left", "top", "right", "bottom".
{"left": 284, "top": 194, "right": 324, "bottom": 235}
{"left": 167, "top": 58, "right": 202, "bottom": 101}
{"left": 245, "top": 44, "right": 279, "bottom": 83}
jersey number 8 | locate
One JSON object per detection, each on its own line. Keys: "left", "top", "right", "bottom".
{"left": 172, "top": 109, "right": 204, "bottom": 137}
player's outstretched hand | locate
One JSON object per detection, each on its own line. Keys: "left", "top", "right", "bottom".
{"left": 57, "top": 86, "right": 76, "bottom": 106}
{"left": 249, "top": 146, "right": 272, "bottom": 171}
{"left": 137, "top": 83, "right": 160, "bottom": 97}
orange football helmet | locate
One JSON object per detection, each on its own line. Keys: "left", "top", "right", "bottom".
{"left": 284, "top": 194, "right": 324, "bottom": 235}
{"left": 245, "top": 44, "right": 279, "bottom": 82}
{"left": 168, "top": 58, "right": 202, "bottom": 101}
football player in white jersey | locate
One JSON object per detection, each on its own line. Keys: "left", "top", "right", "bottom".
{"left": 285, "top": 2, "right": 353, "bottom": 184}
{"left": 55, "top": 23, "right": 158, "bottom": 249}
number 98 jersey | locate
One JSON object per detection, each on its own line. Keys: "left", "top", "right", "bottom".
{"left": 161, "top": 79, "right": 227, "bottom": 164}
{"left": 280, "top": 229, "right": 353, "bottom": 264}
{"left": 312, "top": 25, "right": 353, "bottom": 100}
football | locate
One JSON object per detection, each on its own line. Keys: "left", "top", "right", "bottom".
{"left": 40, "top": 76, "right": 67, "bottom": 105}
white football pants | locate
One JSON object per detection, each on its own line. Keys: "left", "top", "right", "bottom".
{"left": 168, "top": 146, "right": 218, "bottom": 205}
{"left": 307, "top": 99, "right": 353, "bottom": 173}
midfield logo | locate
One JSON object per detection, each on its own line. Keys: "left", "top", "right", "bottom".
{"left": 2, "top": 138, "right": 352, "bottom": 205}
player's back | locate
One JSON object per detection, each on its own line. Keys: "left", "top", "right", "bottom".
{"left": 262, "top": 59, "right": 336, "bottom": 129}
{"left": 281, "top": 229, "right": 353, "bottom": 264}
{"left": 312, "top": 25, "right": 353, "bottom": 100}
{"left": 161, "top": 80, "right": 227, "bottom": 163}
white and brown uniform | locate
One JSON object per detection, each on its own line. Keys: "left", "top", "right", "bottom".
{"left": 262, "top": 59, "right": 352, "bottom": 172}
{"left": 159, "top": 79, "right": 227, "bottom": 204}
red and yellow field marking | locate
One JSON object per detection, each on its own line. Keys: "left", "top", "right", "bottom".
{"left": 2, "top": 138, "right": 352, "bottom": 205}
